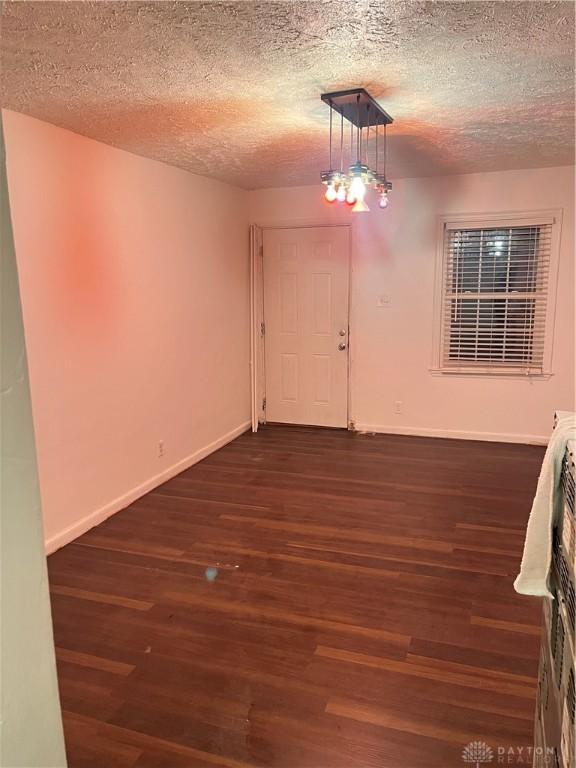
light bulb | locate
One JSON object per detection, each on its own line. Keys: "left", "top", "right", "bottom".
{"left": 379, "top": 192, "right": 389, "bottom": 209}
{"left": 349, "top": 176, "right": 366, "bottom": 200}
{"left": 352, "top": 198, "right": 370, "bottom": 213}
{"left": 336, "top": 184, "right": 347, "bottom": 202}
{"left": 325, "top": 184, "right": 337, "bottom": 203}
{"left": 346, "top": 191, "right": 356, "bottom": 205}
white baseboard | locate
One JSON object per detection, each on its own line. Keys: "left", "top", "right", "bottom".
{"left": 353, "top": 423, "right": 548, "bottom": 446}
{"left": 45, "top": 420, "right": 251, "bottom": 555}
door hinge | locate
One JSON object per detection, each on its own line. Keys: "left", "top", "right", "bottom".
{"left": 262, "top": 397, "right": 266, "bottom": 411}
{"left": 259, "top": 245, "right": 264, "bottom": 258}
{"left": 260, "top": 321, "right": 265, "bottom": 337}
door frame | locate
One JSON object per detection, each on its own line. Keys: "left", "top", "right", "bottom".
{"left": 250, "top": 221, "right": 353, "bottom": 431}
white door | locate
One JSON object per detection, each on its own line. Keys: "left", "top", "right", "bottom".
{"left": 263, "top": 226, "right": 350, "bottom": 428}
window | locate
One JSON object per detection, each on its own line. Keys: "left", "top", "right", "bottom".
{"left": 433, "top": 213, "right": 560, "bottom": 375}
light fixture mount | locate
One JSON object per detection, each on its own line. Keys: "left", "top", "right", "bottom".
{"left": 320, "top": 88, "right": 393, "bottom": 212}
{"left": 320, "top": 88, "right": 393, "bottom": 128}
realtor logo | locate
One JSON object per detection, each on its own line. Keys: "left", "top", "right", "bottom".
{"left": 462, "top": 741, "right": 494, "bottom": 767}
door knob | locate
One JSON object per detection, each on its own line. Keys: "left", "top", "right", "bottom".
{"left": 339, "top": 329, "right": 347, "bottom": 336}
{"left": 338, "top": 342, "right": 347, "bottom": 351}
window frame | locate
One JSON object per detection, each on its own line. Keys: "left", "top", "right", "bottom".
{"left": 431, "top": 209, "right": 563, "bottom": 378}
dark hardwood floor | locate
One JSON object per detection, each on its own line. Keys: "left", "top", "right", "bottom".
{"left": 48, "top": 425, "right": 545, "bottom": 768}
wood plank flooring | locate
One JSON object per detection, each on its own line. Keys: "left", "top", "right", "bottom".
{"left": 47, "top": 426, "right": 545, "bottom": 768}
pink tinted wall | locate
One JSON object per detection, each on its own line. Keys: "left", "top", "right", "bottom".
{"left": 250, "top": 166, "right": 575, "bottom": 443}
{"left": 3, "top": 109, "right": 251, "bottom": 551}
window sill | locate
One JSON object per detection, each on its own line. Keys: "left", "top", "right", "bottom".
{"left": 429, "top": 367, "right": 553, "bottom": 380}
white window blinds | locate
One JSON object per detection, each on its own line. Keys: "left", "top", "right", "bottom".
{"left": 441, "top": 223, "right": 552, "bottom": 373}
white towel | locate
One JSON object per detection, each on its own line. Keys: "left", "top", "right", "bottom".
{"left": 514, "top": 413, "right": 576, "bottom": 598}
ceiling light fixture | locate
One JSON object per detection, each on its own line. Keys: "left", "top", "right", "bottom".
{"left": 321, "top": 88, "right": 393, "bottom": 213}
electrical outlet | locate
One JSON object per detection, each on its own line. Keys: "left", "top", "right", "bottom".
{"left": 394, "top": 400, "right": 403, "bottom": 415}
{"left": 158, "top": 440, "right": 165, "bottom": 458}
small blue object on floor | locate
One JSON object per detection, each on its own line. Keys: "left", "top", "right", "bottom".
{"left": 204, "top": 567, "right": 219, "bottom": 582}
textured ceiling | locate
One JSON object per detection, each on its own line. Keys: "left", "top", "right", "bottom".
{"left": 1, "top": 1, "right": 574, "bottom": 189}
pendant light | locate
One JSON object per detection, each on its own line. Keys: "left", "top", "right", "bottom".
{"left": 320, "top": 88, "right": 393, "bottom": 212}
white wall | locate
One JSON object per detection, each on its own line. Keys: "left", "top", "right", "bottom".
{"left": 1, "top": 117, "right": 67, "bottom": 768}
{"left": 250, "top": 166, "right": 575, "bottom": 443}
{"left": 3, "top": 109, "right": 251, "bottom": 551}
